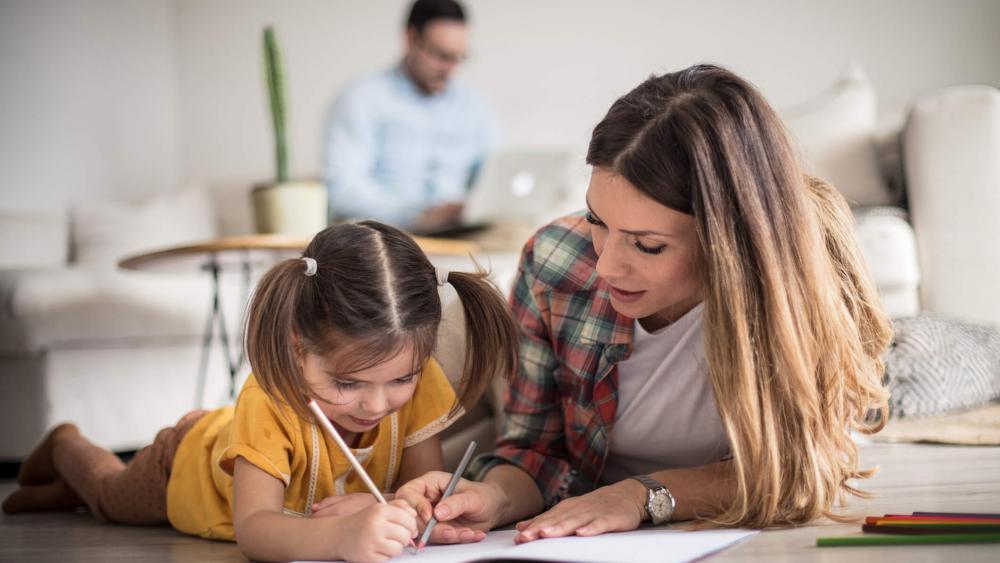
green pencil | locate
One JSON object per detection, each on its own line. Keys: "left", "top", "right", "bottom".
{"left": 817, "top": 533, "right": 1000, "bottom": 547}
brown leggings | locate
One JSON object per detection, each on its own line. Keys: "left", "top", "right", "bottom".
{"left": 55, "top": 409, "right": 208, "bottom": 525}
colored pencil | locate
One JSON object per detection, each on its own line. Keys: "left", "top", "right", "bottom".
{"left": 913, "top": 511, "right": 1000, "bottom": 519}
{"left": 866, "top": 515, "right": 1000, "bottom": 525}
{"left": 868, "top": 520, "right": 1000, "bottom": 528}
{"left": 414, "top": 440, "right": 478, "bottom": 552}
{"left": 862, "top": 524, "right": 1000, "bottom": 535}
{"left": 817, "top": 532, "right": 1000, "bottom": 547}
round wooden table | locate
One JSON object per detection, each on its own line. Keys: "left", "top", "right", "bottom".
{"left": 119, "top": 234, "right": 479, "bottom": 406}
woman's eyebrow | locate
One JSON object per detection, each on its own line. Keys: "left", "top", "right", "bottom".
{"left": 621, "top": 228, "right": 675, "bottom": 239}
{"left": 586, "top": 197, "right": 675, "bottom": 238}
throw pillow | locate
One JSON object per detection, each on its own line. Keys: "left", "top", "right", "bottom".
{"left": 71, "top": 188, "right": 218, "bottom": 269}
{"left": 853, "top": 206, "right": 920, "bottom": 318}
{"left": 886, "top": 314, "right": 1000, "bottom": 418}
{"left": 783, "top": 64, "right": 894, "bottom": 207}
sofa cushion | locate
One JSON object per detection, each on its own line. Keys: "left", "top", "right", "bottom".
{"left": 71, "top": 187, "right": 218, "bottom": 270}
{"left": 784, "top": 65, "right": 894, "bottom": 207}
{"left": 0, "top": 211, "right": 69, "bottom": 269}
{"left": 0, "top": 268, "right": 240, "bottom": 354}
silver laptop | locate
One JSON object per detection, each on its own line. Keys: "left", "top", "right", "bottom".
{"left": 466, "top": 149, "right": 573, "bottom": 222}
{"left": 415, "top": 149, "right": 574, "bottom": 238}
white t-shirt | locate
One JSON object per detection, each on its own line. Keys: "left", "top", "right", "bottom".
{"left": 599, "top": 302, "right": 731, "bottom": 486}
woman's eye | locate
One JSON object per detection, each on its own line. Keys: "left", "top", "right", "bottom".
{"left": 633, "top": 240, "right": 666, "bottom": 255}
{"left": 392, "top": 375, "right": 416, "bottom": 386}
{"left": 584, "top": 211, "right": 605, "bottom": 227}
{"left": 334, "top": 380, "right": 360, "bottom": 391}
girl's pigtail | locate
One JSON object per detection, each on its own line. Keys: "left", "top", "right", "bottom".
{"left": 445, "top": 271, "right": 519, "bottom": 416}
{"left": 244, "top": 258, "right": 314, "bottom": 420}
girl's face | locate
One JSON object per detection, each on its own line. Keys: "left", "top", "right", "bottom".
{"left": 586, "top": 167, "right": 704, "bottom": 331}
{"left": 301, "top": 340, "right": 420, "bottom": 436}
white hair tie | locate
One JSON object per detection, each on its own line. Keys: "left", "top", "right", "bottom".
{"left": 435, "top": 267, "right": 450, "bottom": 286}
{"left": 302, "top": 257, "right": 318, "bottom": 277}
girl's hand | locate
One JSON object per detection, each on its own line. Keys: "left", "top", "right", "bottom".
{"left": 395, "top": 471, "right": 501, "bottom": 544}
{"left": 311, "top": 493, "right": 380, "bottom": 518}
{"left": 513, "top": 480, "right": 645, "bottom": 543}
{"left": 333, "top": 499, "right": 418, "bottom": 563}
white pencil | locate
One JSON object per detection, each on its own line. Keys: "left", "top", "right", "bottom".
{"left": 307, "top": 399, "right": 387, "bottom": 502}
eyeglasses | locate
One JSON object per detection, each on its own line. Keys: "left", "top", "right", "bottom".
{"left": 416, "top": 37, "right": 468, "bottom": 66}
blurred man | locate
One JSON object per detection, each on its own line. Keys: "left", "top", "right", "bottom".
{"left": 324, "top": 0, "right": 497, "bottom": 233}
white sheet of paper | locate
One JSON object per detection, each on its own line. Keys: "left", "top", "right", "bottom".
{"left": 297, "top": 527, "right": 757, "bottom": 563}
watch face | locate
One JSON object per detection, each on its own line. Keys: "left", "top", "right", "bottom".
{"left": 650, "top": 490, "right": 672, "bottom": 520}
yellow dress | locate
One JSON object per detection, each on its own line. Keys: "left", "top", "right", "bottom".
{"left": 165, "top": 358, "right": 457, "bottom": 541}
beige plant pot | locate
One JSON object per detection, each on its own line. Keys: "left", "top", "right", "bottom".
{"left": 252, "top": 180, "right": 327, "bottom": 236}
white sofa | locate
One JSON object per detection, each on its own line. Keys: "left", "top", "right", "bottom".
{"left": 0, "top": 187, "right": 500, "bottom": 466}
{"left": 0, "top": 190, "right": 234, "bottom": 461}
{"left": 1, "top": 75, "right": 998, "bottom": 464}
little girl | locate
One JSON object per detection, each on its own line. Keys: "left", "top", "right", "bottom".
{"left": 2, "top": 220, "right": 519, "bottom": 562}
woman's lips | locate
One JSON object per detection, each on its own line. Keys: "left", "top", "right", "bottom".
{"left": 608, "top": 284, "right": 646, "bottom": 303}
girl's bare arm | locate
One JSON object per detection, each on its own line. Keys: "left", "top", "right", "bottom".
{"left": 396, "top": 434, "right": 445, "bottom": 486}
{"left": 232, "top": 457, "right": 416, "bottom": 561}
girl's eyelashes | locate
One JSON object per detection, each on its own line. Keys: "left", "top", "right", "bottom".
{"left": 333, "top": 379, "right": 360, "bottom": 391}
{"left": 331, "top": 374, "right": 416, "bottom": 390}
{"left": 634, "top": 239, "right": 666, "bottom": 255}
{"left": 584, "top": 211, "right": 604, "bottom": 227}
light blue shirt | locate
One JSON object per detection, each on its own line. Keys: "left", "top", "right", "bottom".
{"left": 323, "top": 65, "right": 498, "bottom": 228}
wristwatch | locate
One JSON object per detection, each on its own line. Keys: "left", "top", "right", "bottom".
{"left": 629, "top": 474, "right": 675, "bottom": 525}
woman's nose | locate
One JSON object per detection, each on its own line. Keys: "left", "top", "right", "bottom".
{"left": 595, "top": 235, "right": 629, "bottom": 280}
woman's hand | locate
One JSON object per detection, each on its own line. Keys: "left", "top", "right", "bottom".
{"left": 395, "top": 471, "right": 504, "bottom": 544}
{"left": 513, "top": 479, "right": 646, "bottom": 543}
{"left": 311, "top": 492, "right": 380, "bottom": 518}
{"left": 332, "top": 500, "right": 418, "bottom": 563}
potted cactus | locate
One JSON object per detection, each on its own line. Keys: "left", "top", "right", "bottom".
{"left": 252, "top": 26, "right": 326, "bottom": 236}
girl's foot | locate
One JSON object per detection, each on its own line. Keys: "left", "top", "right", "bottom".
{"left": 16, "top": 423, "right": 80, "bottom": 486}
{"left": 2, "top": 478, "right": 84, "bottom": 514}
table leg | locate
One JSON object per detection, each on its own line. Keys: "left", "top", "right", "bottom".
{"left": 194, "top": 257, "right": 221, "bottom": 408}
{"left": 194, "top": 252, "right": 253, "bottom": 407}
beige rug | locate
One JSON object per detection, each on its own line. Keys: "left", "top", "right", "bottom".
{"left": 872, "top": 401, "right": 1000, "bottom": 445}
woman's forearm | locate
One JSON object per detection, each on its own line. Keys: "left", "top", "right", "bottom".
{"left": 482, "top": 463, "right": 546, "bottom": 527}
{"left": 647, "top": 460, "right": 736, "bottom": 521}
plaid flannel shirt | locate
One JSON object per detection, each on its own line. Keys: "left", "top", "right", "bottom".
{"left": 469, "top": 212, "right": 635, "bottom": 508}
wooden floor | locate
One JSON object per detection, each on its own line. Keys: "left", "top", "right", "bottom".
{"left": 2, "top": 441, "right": 998, "bottom": 562}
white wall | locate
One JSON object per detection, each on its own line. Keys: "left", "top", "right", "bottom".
{"left": 0, "top": 0, "right": 178, "bottom": 212}
{"left": 174, "top": 0, "right": 1000, "bottom": 191}
{"left": 2, "top": 0, "right": 998, "bottom": 214}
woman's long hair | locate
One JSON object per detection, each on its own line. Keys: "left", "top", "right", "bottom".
{"left": 587, "top": 64, "right": 891, "bottom": 527}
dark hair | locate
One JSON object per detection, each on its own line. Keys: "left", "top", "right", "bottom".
{"left": 244, "top": 220, "right": 517, "bottom": 421}
{"left": 406, "top": 0, "right": 466, "bottom": 35}
{"left": 585, "top": 65, "right": 890, "bottom": 527}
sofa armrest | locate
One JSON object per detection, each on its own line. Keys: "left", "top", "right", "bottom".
{"left": 903, "top": 85, "right": 1000, "bottom": 327}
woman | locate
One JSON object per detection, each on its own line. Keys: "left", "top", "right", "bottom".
{"left": 398, "top": 63, "right": 890, "bottom": 543}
